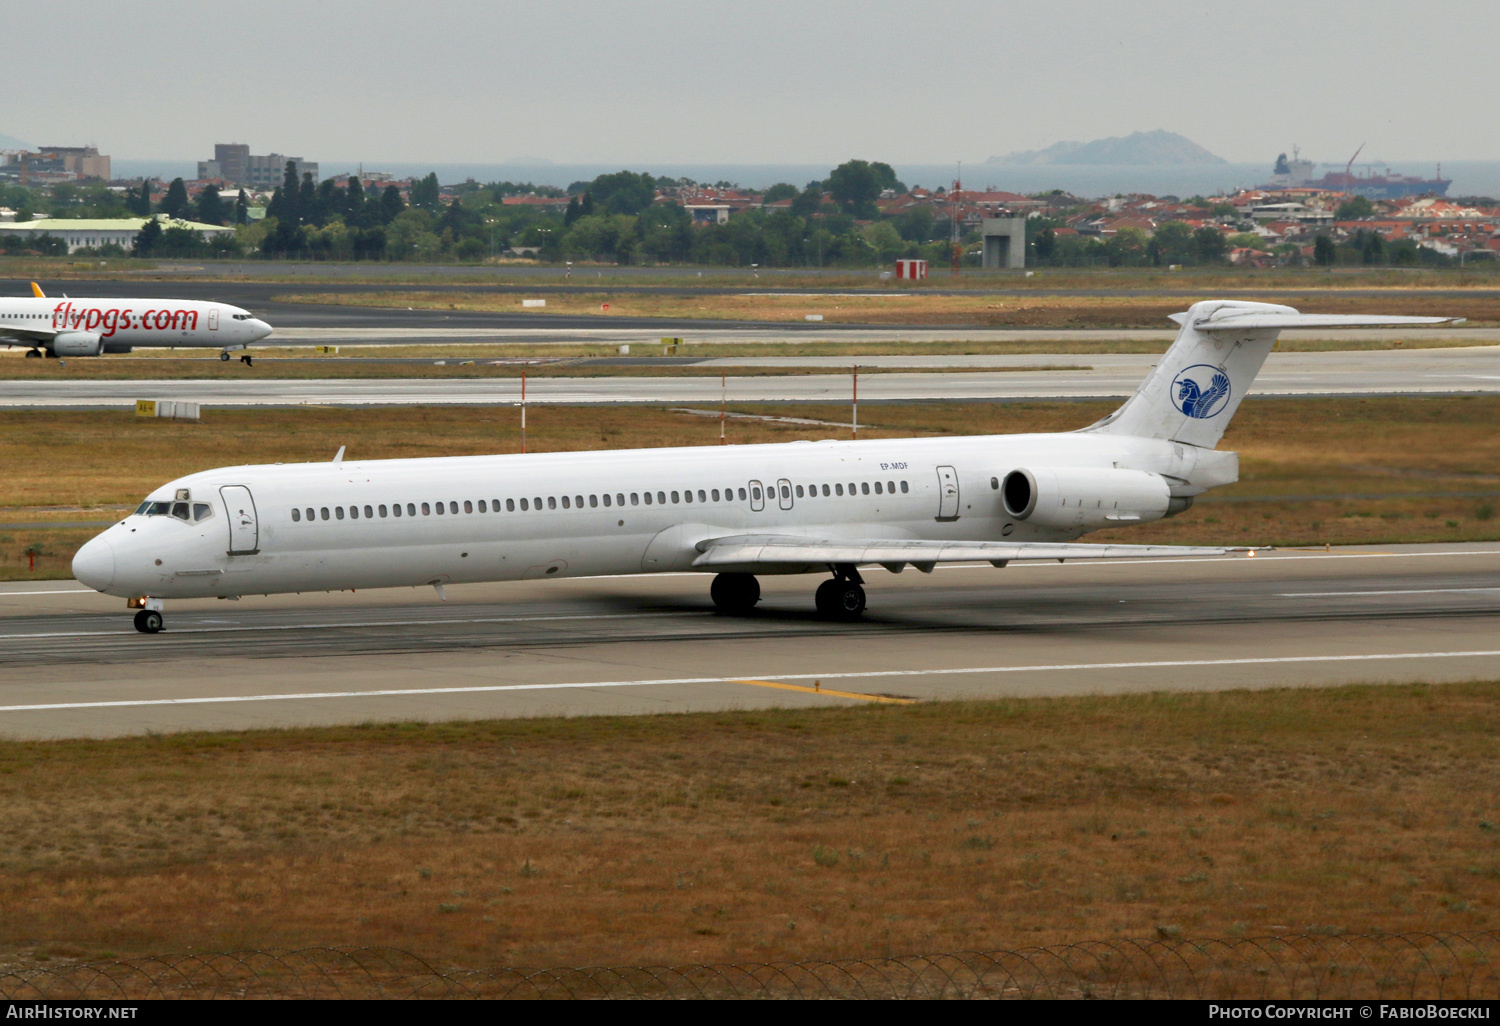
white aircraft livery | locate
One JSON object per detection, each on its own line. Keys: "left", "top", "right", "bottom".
{"left": 1, "top": 282, "right": 272, "bottom": 360}
{"left": 71, "top": 300, "right": 1459, "bottom": 633}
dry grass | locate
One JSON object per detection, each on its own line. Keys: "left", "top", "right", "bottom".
{"left": 5, "top": 397, "right": 1500, "bottom": 579}
{"left": 283, "top": 289, "right": 1500, "bottom": 328}
{"left": 1, "top": 684, "right": 1497, "bottom": 967}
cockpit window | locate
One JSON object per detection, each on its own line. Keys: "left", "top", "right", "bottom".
{"left": 170, "top": 501, "right": 191, "bottom": 521}
{"left": 193, "top": 502, "right": 214, "bottom": 521}
{"left": 137, "top": 500, "right": 172, "bottom": 516}
{"left": 231, "top": 313, "right": 254, "bottom": 321}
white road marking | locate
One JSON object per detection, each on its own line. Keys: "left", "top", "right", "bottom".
{"left": 2, "top": 649, "right": 1497, "bottom": 714}
{"left": 0, "top": 588, "right": 95, "bottom": 596}
{"left": 1282, "top": 587, "right": 1500, "bottom": 597}
{"left": 0, "top": 611, "right": 669, "bottom": 641}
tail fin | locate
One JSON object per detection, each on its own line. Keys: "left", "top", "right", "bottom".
{"left": 1089, "top": 300, "right": 1461, "bottom": 448}
{"left": 29, "top": 282, "right": 44, "bottom": 299}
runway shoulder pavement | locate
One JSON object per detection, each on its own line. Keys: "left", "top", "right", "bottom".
{"left": 1, "top": 542, "right": 1498, "bottom": 739}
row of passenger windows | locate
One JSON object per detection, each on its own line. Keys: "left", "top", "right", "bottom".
{"left": 288, "top": 479, "right": 911, "bottom": 522}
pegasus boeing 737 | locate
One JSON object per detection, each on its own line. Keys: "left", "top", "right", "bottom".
{"left": 70, "top": 300, "right": 1459, "bottom": 633}
{"left": 1, "top": 282, "right": 272, "bottom": 361}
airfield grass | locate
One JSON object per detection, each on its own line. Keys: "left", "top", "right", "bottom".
{"left": 282, "top": 288, "right": 1500, "bottom": 328}
{"left": 3, "top": 397, "right": 1500, "bottom": 581}
{"left": 0, "top": 683, "right": 1497, "bottom": 969}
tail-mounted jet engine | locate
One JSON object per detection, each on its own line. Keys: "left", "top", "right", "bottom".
{"left": 1002, "top": 467, "right": 1178, "bottom": 530}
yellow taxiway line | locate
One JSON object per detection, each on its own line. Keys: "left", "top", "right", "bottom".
{"left": 732, "top": 679, "right": 914, "bottom": 704}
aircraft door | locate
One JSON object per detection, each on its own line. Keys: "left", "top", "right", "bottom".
{"left": 749, "top": 480, "right": 765, "bottom": 512}
{"left": 777, "top": 478, "right": 794, "bottom": 510}
{"left": 936, "top": 465, "right": 960, "bottom": 521}
{"left": 208, "top": 307, "right": 220, "bottom": 330}
{"left": 220, "top": 485, "right": 260, "bottom": 554}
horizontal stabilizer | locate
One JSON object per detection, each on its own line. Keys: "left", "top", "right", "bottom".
{"left": 693, "top": 535, "right": 1249, "bottom": 568}
{"left": 1192, "top": 312, "right": 1464, "bottom": 332}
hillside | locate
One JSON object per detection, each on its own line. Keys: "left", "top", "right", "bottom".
{"left": 988, "top": 129, "right": 1227, "bottom": 165}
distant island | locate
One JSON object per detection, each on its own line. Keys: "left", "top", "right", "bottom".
{"left": 987, "top": 130, "right": 1227, "bottom": 166}
{"left": 0, "top": 131, "right": 31, "bottom": 150}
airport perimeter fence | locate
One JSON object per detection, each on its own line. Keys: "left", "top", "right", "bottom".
{"left": 0, "top": 931, "right": 1496, "bottom": 1000}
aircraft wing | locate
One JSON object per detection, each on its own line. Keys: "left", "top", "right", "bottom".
{"left": 0, "top": 325, "right": 58, "bottom": 344}
{"left": 692, "top": 535, "right": 1250, "bottom": 571}
{"left": 1168, "top": 311, "right": 1464, "bottom": 331}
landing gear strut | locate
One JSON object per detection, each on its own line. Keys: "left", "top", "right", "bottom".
{"left": 815, "top": 565, "right": 866, "bottom": 620}
{"left": 710, "top": 572, "right": 760, "bottom": 614}
{"left": 133, "top": 609, "right": 163, "bottom": 634}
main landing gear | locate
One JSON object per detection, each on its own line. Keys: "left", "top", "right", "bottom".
{"left": 133, "top": 609, "right": 163, "bottom": 633}
{"left": 24, "top": 349, "right": 42, "bottom": 359}
{"left": 709, "top": 567, "right": 868, "bottom": 620}
{"left": 710, "top": 572, "right": 761, "bottom": 614}
{"left": 815, "top": 565, "right": 866, "bottom": 620}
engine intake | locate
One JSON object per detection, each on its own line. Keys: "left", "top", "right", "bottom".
{"left": 1002, "top": 467, "right": 1172, "bottom": 530}
{"left": 51, "top": 331, "right": 104, "bottom": 357}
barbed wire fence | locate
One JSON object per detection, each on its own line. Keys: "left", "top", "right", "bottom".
{"left": 0, "top": 931, "right": 1494, "bottom": 1000}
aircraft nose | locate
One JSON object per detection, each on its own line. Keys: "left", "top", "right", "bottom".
{"left": 72, "top": 534, "right": 116, "bottom": 592}
{"left": 251, "top": 319, "right": 273, "bottom": 341}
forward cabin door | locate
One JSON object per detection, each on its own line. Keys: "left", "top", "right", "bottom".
{"left": 936, "top": 465, "right": 960, "bottom": 521}
{"left": 220, "top": 485, "right": 259, "bottom": 554}
{"left": 208, "top": 307, "right": 220, "bottom": 331}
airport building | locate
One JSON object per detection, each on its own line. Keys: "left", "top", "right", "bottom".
{"left": 0, "top": 214, "right": 235, "bottom": 254}
{"left": 198, "top": 144, "right": 317, "bottom": 188}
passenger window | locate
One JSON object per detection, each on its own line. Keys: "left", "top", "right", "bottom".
{"left": 393, "top": 504, "right": 402, "bottom": 517}
{"left": 350, "top": 506, "right": 359, "bottom": 519}
{"left": 477, "top": 500, "right": 486, "bottom": 512}
{"left": 681, "top": 490, "right": 690, "bottom": 503}
{"left": 406, "top": 503, "right": 416, "bottom": 516}
{"left": 990, "top": 477, "right": 999, "bottom": 490}
{"left": 657, "top": 491, "right": 666, "bottom": 504}
{"left": 575, "top": 495, "right": 584, "bottom": 508}
{"left": 874, "top": 482, "right": 883, "bottom": 495}
{"left": 861, "top": 482, "right": 870, "bottom": 495}
{"left": 435, "top": 502, "right": 444, "bottom": 515}
{"left": 631, "top": 493, "right": 639, "bottom": 505}
{"left": 379, "top": 504, "right": 388, "bottom": 517}
{"left": 562, "top": 496, "right": 571, "bottom": 509}
{"left": 321, "top": 507, "right": 330, "bottom": 520}
{"left": 887, "top": 481, "right": 895, "bottom": 493}
{"left": 617, "top": 493, "right": 626, "bottom": 506}
{"left": 751, "top": 486, "right": 761, "bottom": 501}
{"left": 422, "top": 502, "right": 430, "bottom": 515}
{"left": 449, "top": 501, "right": 458, "bottom": 514}
{"left": 336, "top": 507, "right": 345, "bottom": 520}
{"left": 589, "top": 495, "right": 598, "bottom": 508}
{"left": 464, "top": 500, "right": 473, "bottom": 513}
{"left": 780, "top": 484, "right": 790, "bottom": 499}
{"left": 835, "top": 484, "right": 844, "bottom": 495}
{"left": 711, "top": 489, "right": 720, "bottom": 502}
{"left": 507, "top": 499, "right": 515, "bottom": 511}
{"left": 493, "top": 498, "right": 501, "bottom": 510}
{"left": 365, "top": 505, "right": 374, "bottom": 518}
{"left": 306, "top": 507, "right": 315, "bottom": 521}
{"left": 534, "top": 496, "right": 542, "bottom": 509}
{"left": 795, "top": 485, "right": 804, "bottom": 498}
{"left": 520, "top": 498, "right": 529, "bottom": 511}
{"left": 644, "top": 492, "right": 653, "bottom": 505}
{"left": 738, "top": 487, "right": 747, "bottom": 500}
{"left": 697, "top": 490, "right": 706, "bottom": 502}
{"left": 822, "top": 484, "right": 830, "bottom": 496}
{"left": 292, "top": 508, "right": 301, "bottom": 522}
{"left": 602, "top": 494, "right": 611, "bottom": 507}
{"left": 900, "top": 481, "right": 909, "bottom": 493}
{"left": 671, "top": 491, "right": 680, "bottom": 503}
{"left": 548, "top": 496, "right": 557, "bottom": 510}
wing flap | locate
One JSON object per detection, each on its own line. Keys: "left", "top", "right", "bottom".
{"left": 692, "top": 535, "right": 1246, "bottom": 568}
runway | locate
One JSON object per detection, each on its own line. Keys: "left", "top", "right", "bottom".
{"left": 7, "top": 345, "right": 1500, "bottom": 407}
{"left": 1, "top": 543, "right": 1497, "bottom": 739}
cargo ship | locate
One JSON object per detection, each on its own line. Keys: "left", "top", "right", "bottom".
{"left": 1264, "top": 144, "right": 1450, "bottom": 199}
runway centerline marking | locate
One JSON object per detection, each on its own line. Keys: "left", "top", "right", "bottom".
{"left": 732, "top": 678, "right": 913, "bottom": 705}
{"left": 1, "top": 649, "right": 1497, "bottom": 715}
{"left": 1282, "top": 587, "right": 1500, "bottom": 597}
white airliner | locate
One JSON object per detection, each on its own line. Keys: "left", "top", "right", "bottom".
{"left": 71, "top": 300, "right": 1458, "bottom": 633}
{"left": 1, "top": 282, "right": 272, "bottom": 361}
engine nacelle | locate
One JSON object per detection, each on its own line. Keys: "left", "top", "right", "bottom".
{"left": 1002, "top": 466, "right": 1173, "bottom": 530}
{"left": 51, "top": 331, "right": 104, "bottom": 357}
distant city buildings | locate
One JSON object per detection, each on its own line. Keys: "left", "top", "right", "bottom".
{"left": 198, "top": 144, "right": 317, "bottom": 188}
{"left": 0, "top": 146, "right": 110, "bottom": 185}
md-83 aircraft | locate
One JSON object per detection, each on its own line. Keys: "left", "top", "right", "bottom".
{"left": 71, "top": 300, "right": 1459, "bottom": 633}
{"left": 1, "top": 282, "right": 272, "bottom": 361}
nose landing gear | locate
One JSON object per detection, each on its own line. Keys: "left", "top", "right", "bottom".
{"left": 815, "top": 565, "right": 866, "bottom": 620}
{"left": 133, "top": 609, "right": 163, "bottom": 633}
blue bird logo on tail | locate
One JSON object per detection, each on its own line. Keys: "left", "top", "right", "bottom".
{"left": 1171, "top": 364, "right": 1231, "bottom": 419}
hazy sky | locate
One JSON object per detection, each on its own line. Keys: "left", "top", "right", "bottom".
{"left": 10, "top": 0, "right": 1497, "bottom": 165}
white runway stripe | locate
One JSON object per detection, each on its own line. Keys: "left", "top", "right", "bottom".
{"left": 2, "top": 649, "right": 1497, "bottom": 714}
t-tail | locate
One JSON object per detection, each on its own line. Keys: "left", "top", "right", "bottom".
{"left": 1088, "top": 300, "right": 1462, "bottom": 448}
